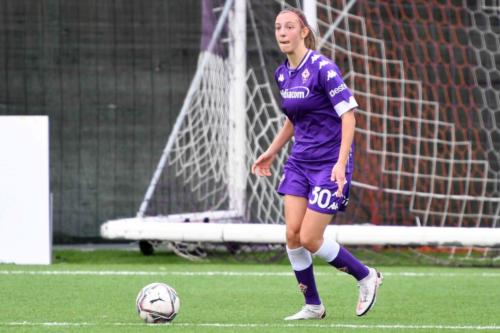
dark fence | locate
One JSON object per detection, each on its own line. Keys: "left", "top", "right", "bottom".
{"left": 0, "top": 0, "right": 201, "bottom": 241}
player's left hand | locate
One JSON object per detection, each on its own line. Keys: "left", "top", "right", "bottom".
{"left": 331, "top": 162, "right": 346, "bottom": 197}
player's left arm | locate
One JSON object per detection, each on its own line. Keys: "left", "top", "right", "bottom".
{"left": 318, "top": 60, "right": 358, "bottom": 197}
{"left": 331, "top": 110, "right": 355, "bottom": 197}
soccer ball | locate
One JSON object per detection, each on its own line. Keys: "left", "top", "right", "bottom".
{"left": 136, "top": 282, "right": 180, "bottom": 323}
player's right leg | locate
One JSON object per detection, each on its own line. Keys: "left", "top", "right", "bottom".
{"left": 283, "top": 195, "right": 326, "bottom": 320}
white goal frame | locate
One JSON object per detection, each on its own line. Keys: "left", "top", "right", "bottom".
{"left": 100, "top": 0, "right": 500, "bottom": 248}
{"left": 101, "top": 218, "right": 500, "bottom": 248}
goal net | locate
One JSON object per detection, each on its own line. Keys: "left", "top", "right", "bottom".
{"left": 102, "top": 0, "right": 500, "bottom": 262}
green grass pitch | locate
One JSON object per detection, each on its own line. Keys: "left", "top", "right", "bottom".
{"left": 0, "top": 249, "right": 498, "bottom": 333}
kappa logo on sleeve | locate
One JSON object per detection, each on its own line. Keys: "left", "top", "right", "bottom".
{"left": 327, "top": 70, "right": 337, "bottom": 81}
{"left": 278, "top": 73, "right": 285, "bottom": 82}
{"left": 319, "top": 60, "right": 329, "bottom": 69}
{"left": 311, "top": 54, "right": 321, "bottom": 64}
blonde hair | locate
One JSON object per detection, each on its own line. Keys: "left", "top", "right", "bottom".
{"left": 278, "top": 8, "right": 316, "bottom": 50}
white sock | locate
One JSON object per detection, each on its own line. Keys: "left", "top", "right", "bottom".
{"left": 313, "top": 238, "right": 340, "bottom": 263}
{"left": 286, "top": 246, "right": 312, "bottom": 271}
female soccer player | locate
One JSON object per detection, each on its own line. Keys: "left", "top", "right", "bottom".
{"left": 251, "top": 8, "right": 382, "bottom": 320}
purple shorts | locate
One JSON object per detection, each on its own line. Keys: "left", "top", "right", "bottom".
{"left": 277, "top": 159, "right": 351, "bottom": 214}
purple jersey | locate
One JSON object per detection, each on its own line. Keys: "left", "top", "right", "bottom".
{"left": 275, "top": 50, "right": 358, "bottom": 173}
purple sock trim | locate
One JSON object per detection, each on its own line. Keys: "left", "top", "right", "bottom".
{"left": 329, "top": 246, "right": 369, "bottom": 281}
{"left": 293, "top": 264, "right": 321, "bottom": 305}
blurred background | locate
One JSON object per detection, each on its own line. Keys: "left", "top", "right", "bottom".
{"left": 0, "top": 0, "right": 498, "bottom": 246}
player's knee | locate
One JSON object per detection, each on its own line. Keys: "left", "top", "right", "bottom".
{"left": 286, "top": 228, "right": 301, "bottom": 247}
{"left": 299, "top": 233, "right": 322, "bottom": 253}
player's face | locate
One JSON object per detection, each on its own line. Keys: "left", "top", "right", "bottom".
{"left": 275, "top": 12, "right": 307, "bottom": 54}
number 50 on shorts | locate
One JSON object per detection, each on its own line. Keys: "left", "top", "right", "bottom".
{"left": 308, "top": 186, "right": 348, "bottom": 211}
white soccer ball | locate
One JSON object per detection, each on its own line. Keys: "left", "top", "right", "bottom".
{"left": 136, "top": 282, "right": 180, "bottom": 323}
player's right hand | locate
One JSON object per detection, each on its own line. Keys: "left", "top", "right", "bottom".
{"left": 251, "top": 151, "right": 276, "bottom": 177}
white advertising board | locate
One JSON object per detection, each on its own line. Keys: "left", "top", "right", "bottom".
{"left": 0, "top": 116, "right": 51, "bottom": 264}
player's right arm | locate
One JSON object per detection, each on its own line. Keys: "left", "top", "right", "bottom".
{"left": 251, "top": 118, "right": 294, "bottom": 176}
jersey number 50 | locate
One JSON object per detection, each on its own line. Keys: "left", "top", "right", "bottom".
{"left": 309, "top": 186, "right": 338, "bottom": 210}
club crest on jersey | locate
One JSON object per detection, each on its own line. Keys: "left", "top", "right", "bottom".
{"left": 278, "top": 73, "right": 285, "bottom": 82}
{"left": 280, "top": 86, "right": 310, "bottom": 99}
{"left": 301, "top": 68, "right": 310, "bottom": 83}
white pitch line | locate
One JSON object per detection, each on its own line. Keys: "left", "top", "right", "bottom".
{"left": 0, "top": 270, "right": 499, "bottom": 277}
{"left": 2, "top": 321, "right": 499, "bottom": 330}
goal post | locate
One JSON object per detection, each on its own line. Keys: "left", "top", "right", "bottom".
{"left": 228, "top": 0, "right": 247, "bottom": 216}
{"left": 136, "top": 0, "right": 236, "bottom": 219}
{"left": 101, "top": 0, "right": 500, "bottom": 252}
{"left": 102, "top": 220, "right": 500, "bottom": 248}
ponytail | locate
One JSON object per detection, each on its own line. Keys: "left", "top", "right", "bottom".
{"left": 304, "top": 29, "right": 316, "bottom": 50}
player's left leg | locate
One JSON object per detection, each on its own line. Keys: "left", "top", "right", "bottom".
{"left": 301, "top": 209, "right": 382, "bottom": 316}
{"left": 303, "top": 172, "right": 382, "bottom": 317}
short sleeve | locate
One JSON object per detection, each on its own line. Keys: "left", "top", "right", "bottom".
{"left": 318, "top": 60, "right": 358, "bottom": 117}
